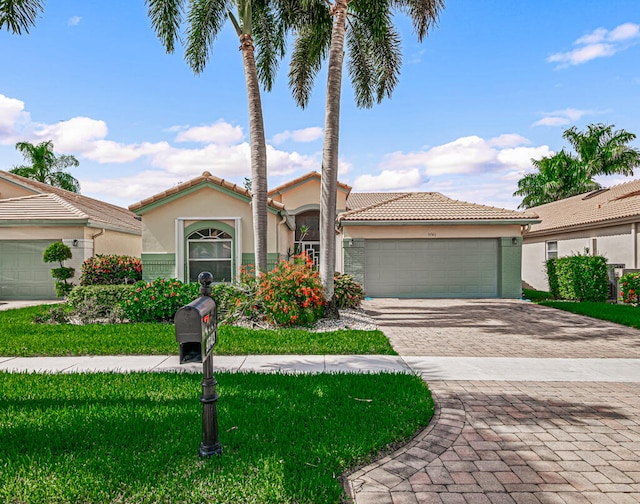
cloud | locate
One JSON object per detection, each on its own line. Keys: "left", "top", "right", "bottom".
{"left": 548, "top": 22, "right": 640, "bottom": 68}
{"left": 175, "top": 121, "right": 244, "bottom": 145}
{"left": 0, "top": 94, "right": 31, "bottom": 144}
{"left": 353, "top": 168, "right": 423, "bottom": 191}
{"left": 532, "top": 108, "right": 597, "bottom": 127}
{"left": 33, "top": 117, "right": 109, "bottom": 151}
{"left": 272, "top": 127, "right": 322, "bottom": 145}
{"left": 68, "top": 16, "right": 82, "bottom": 26}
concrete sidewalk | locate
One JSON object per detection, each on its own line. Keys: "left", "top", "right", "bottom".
{"left": 2, "top": 354, "right": 640, "bottom": 382}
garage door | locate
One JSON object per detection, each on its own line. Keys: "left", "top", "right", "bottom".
{"left": 0, "top": 240, "right": 57, "bottom": 300}
{"left": 364, "top": 239, "right": 498, "bottom": 298}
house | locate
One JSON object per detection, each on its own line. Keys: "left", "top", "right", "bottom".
{"left": 0, "top": 170, "right": 142, "bottom": 300}
{"left": 130, "top": 170, "right": 538, "bottom": 298}
{"left": 522, "top": 179, "right": 640, "bottom": 292}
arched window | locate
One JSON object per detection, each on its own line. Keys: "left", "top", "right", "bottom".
{"left": 187, "top": 228, "right": 232, "bottom": 283}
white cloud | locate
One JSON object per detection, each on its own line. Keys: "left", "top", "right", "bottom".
{"left": 548, "top": 22, "right": 640, "bottom": 67}
{"left": 175, "top": 121, "right": 244, "bottom": 145}
{"left": 272, "top": 127, "right": 322, "bottom": 145}
{"left": 532, "top": 108, "right": 596, "bottom": 127}
{"left": 33, "top": 116, "right": 108, "bottom": 151}
{"left": 488, "top": 134, "right": 530, "bottom": 148}
{"left": 0, "top": 94, "right": 31, "bottom": 144}
{"left": 68, "top": 16, "right": 82, "bottom": 26}
{"left": 497, "top": 146, "right": 553, "bottom": 169}
{"left": 353, "top": 168, "right": 423, "bottom": 191}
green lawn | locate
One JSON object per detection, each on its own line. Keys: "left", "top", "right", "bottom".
{"left": 0, "top": 306, "right": 396, "bottom": 356}
{"left": 0, "top": 371, "right": 433, "bottom": 504}
{"left": 539, "top": 300, "right": 640, "bottom": 329}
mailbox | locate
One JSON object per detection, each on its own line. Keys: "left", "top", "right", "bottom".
{"left": 175, "top": 295, "right": 217, "bottom": 364}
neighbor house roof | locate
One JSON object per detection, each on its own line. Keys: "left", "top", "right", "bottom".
{"left": 524, "top": 179, "right": 640, "bottom": 237}
{"left": 338, "top": 192, "right": 539, "bottom": 224}
{"left": 346, "top": 192, "right": 405, "bottom": 211}
{"left": 129, "top": 171, "right": 285, "bottom": 213}
{"left": 0, "top": 170, "right": 141, "bottom": 234}
{"left": 268, "top": 171, "right": 352, "bottom": 196}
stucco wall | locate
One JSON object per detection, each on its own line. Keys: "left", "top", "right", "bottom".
{"left": 0, "top": 179, "right": 36, "bottom": 199}
{"left": 275, "top": 178, "right": 349, "bottom": 213}
{"left": 92, "top": 229, "right": 141, "bottom": 257}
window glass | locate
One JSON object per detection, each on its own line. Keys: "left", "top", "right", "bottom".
{"left": 546, "top": 241, "right": 558, "bottom": 260}
{"left": 187, "top": 228, "right": 232, "bottom": 283}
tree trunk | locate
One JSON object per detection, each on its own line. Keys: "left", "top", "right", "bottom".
{"left": 240, "top": 33, "right": 268, "bottom": 275}
{"left": 320, "top": 0, "right": 348, "bottom": 318}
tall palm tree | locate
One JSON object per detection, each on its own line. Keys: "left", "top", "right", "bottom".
{"left": 10, "top": 140, "right": 80, "bottom": 192}
{"left": 146, "top": 0, "right": 286, "bottom": 275}
{"left": 286, "top": 0, "right": 444, "bottom": 312}
{"left": 514, "top": 124, "right": 640, "bottom": 209}
{"left": 0, "top": 0, "right": 44, "bottom": 34}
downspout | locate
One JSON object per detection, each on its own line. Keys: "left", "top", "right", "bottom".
{"left": 633, "top": 223, "right": 638, "bottom": 269}
{"left": 91, "top": 228, "right": 105, "bottom": 256}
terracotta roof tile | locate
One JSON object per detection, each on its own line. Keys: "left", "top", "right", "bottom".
{"left": 339, "top": 192, "right": 537, "bottom": 222}
{"left": 129, "top": 171, "right": 285, "bottom": 212}
{"left": 0, "top": 170, "right": 141, "bottom": 233}
{"left": 525, "top": 179, "right": 640, "bottom": 236}
{"left": 346, "top": 192, "right": 406, "bottom": 211}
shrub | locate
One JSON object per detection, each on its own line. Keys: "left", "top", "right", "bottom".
{"left": 43, "top": 242, "right": 74, "bottom": 297}
{"left": 619, "top": 272, "right": 640, "bottom": 305}
{"left": 257, "top": 254, "right": 325, "bottom": 327}
{"left": 80, "top": 255, "right": 142, "bottom": 285}
{"left": 120, "top": 278, "right": 199, "bottom": 323}
{"left": 545, "top": 259, "right": 559, "bottom": 299}
{"left": 554, "top": 254, "right": 608, "bottom": 302}
{"left": 333, "top": 273, "right": 365, "bottom": 309}
{"left": 68, "top": 285, "right": 136, "bottom": 317}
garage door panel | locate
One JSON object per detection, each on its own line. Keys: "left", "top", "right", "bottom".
{"left": 0, "top": 240, "right": 57, "bottom": 300}
{"left": 364, "top": 239, "right": 498, "bottom": 298}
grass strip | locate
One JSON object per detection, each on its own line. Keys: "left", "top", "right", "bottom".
{"left": 0, "top": 306, "right": 395, "bottom": 356}
{"left": 540, "top": 300, "right": 640, "bottom": 329}
{"left": 0, "top": 371, "right": 432, "bottom": 504}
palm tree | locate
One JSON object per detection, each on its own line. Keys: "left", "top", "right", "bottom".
{"left": 286, "top": 0, "right": 444, "bottom": 312}
{"left": 146, "top": 0, "right": 286, "bottom": 275}
{"left": 514, "top": 124, "right": 640, "bottom": 209}
{"left": 0, "top": 0, "right": 44, "bottom": 34}
{"left": 10, "top": 140, "right": 80, "bottom": 192}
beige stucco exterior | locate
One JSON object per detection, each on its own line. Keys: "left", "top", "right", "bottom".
{"left": 0, "top": 179, "right": 35, "bottom": 199}
{"left": 270, "top": 176, "right": 349, "bottom": 214}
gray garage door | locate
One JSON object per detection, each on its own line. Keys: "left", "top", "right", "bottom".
{"left": 0, "top": 240, "right": 57, "bottom": 300}
{"left": 364, "top": 239, "right": 498, "bottom": 298}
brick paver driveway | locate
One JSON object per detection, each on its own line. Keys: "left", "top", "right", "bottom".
{"left": 346, "top": 299, "right": 640, "bottom": 504}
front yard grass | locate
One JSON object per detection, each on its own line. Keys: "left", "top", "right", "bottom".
{"left": 0, "top": 371, "right": 433, "bottom": 504}
{"left": 0, "top": 306, "right": 396, "bottom": 356}
{"left": 539, "top": 300, "right": 640, "bottom": 330}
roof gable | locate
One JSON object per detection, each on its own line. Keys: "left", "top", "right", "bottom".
{"left": 268, "top": 171, "right": 351, "bottom": 197}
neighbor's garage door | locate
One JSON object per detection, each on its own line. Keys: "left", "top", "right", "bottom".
{"left": 364, "top": 239, "right": 498, "bottom": 298}
{"left": 0, "top": 240, "right": 57, "bottom": 300}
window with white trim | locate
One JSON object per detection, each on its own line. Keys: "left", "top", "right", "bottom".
{"left": 546, "top": 241, "right": 558, "bottom": 260}
{"left": 187, "top": 228, "right": 232, "bottom": 283}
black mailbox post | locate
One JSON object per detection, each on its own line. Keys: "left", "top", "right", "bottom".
{"left": 174, "top": 271, "right": 222, "bottom": 457}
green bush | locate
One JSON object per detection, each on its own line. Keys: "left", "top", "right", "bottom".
{"left": 333, "top": 273, "right": 365, "bottom": 309}
{"left": 553, "top": 254, "right": 608, "bottom": 302}
{"left": 619, "top": 272, "right": 640, "bottom": 305}
{"left": 80, "top": 255, "right": 142, "bottom": 285}
{"left": 545, "top": 258, "right": 560, "bottom": 299}
{"left": 120, "top": 278, "right": 199, "bottom": 323}
{"left": 68, "top": 285, "right": 136, "bottom": 317}
{"left": 43, "top": 242, "right": 74, "bottom": 297}
{"left": 257, "top": 254, "right": 325, "bottom": 327}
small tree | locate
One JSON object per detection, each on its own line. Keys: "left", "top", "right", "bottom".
{"left": 43, "top": 242, "right": 74, "bottom": 297}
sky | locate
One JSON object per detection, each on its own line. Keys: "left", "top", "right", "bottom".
{"left": 1, "top": 0, "right": 639, "bottom": 211}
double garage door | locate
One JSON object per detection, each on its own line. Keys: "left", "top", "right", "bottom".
{"left": 0, "top": 240, "right": 57, "bottom": 300}
{"left": 364, "top": 239, "right": 498, "bottom": 298}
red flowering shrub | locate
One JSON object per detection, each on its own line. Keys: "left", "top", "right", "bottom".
{"left": 333, "top": 273, "right": 365, "bottom": 309}
{"left": 80, "top": 255, "right": 142, "bottom": 285}
{"left": 257, "top": 254, "right": 325, "bottom": 327}
{"left": 121, "top": 278, "right": 199, "bottom": 322}
{"left": 619, "top": 272, "right": 640, "bottom": 305}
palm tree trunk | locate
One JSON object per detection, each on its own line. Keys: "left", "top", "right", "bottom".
{"left": 320, "top": 0, "right": 348, "bottom": 317}
{"left": 240, "top": 33, "right": 268, "bottom": 275}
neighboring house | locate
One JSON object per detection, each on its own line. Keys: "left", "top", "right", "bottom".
{"left": 0, "top": 170, "right": 142, "bottom": 300}
{"left": 130, "top": 170, "right": 538, "bottom": 299}
{"left": 522, "top": 179, "right": 640, "bottom": 292}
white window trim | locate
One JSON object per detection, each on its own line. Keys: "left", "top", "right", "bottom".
{"left": 175, "top": 217, "right": 242, "bottom": 282}
{"left": 546, "top": 240, "right": 558, "bottom": 260}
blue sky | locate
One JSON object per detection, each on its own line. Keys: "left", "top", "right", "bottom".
{"left": 1, "top": 0, "right": 639, "bottom": 210}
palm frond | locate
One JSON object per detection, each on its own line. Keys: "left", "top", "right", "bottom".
{"left": 0, "top": 0, "right": 44, "bottom": 34}
{"left": 288, "top": 23, "right": 331, "bottom": 108}
{"left": 146, "top": 0, "right": 184, "bottom": 53}
{"left": 185, "top": 0, "right": 231, "bottom": 74}
{"left": 389, "top": 0, "right": 444, "bottom": 41}
{"left": 252, "top": 0, "right": 287, "bottom": 91}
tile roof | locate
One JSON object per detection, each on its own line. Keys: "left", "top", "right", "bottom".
{"left": 129, "top": 171, "right": 285, "bottom": 212}
{"left": 268, "top": 171, "right": 352, "bottom": 196}
{"left": 338, "top": 192, "right": 538, "bottom": 223}
{"left": 346, "top": 192, "right": 406, "bottom": 211}
{"left": 524, "top": 178, "right": 640, "bottom": 236}
{"left": 0, "top": 170, "right": 141, "bottom": 233}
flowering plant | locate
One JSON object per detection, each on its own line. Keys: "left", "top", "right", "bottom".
{"left": 333, "top": 273, "right": 365, "bottom": 309}
{"left": 257, "top": 254, "right": 325, "bottom": 327}
{"left": 120, "top": 278, "right": 199, "bottom": 322}
{"left": 80, "top": 255, "right": 142, "bottom": 285}
{"left": 619, "top": 272, "right": 640, "bottom": 305}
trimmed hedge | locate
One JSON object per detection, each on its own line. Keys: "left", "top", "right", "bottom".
{"left": 67, "top": 285, "right": 136, "bottom": 316}
{"left": 80, "top": 255, "right": 142, "bottom": 285}
{"left": 546, "top": 255, "right": 608, "bottom": 302}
